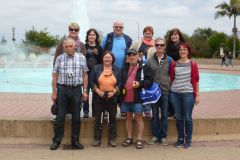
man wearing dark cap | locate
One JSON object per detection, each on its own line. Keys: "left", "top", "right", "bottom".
{"left": 120, "top": 48, "right": 153, "bottom": 149}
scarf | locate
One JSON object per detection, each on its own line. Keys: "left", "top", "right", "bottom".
{"left": 142, "top": 38, "right": 155, "bottom": 47}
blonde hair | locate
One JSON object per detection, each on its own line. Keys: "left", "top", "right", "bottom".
{"left": 68, "top": 22, "right": 80, "bottom": 29}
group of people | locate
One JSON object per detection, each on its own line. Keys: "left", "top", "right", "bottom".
{"left": 50, "top": 21, "right": 200, "bottom": 150}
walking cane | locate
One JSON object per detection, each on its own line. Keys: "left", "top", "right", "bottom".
{"left": 98, "top": 111, "right": 104, "bottom": 145}
{"left": 107, "top": 110, "right": 111, "bottom": 145}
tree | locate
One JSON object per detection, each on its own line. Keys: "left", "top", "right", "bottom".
{"left": 227, "top": 36, "right": 240, "bottom": 57}
{"left": 208, "top": 32, "right": 228, "bottom": 57}
{"left": 24, "top": 27, "right": 59, "bottom": 51}
{"left": 215, "top": 0, "right": 240, "bottom": 58}
{"left": 192, "top": 28, "right": 217, "bottom": 40}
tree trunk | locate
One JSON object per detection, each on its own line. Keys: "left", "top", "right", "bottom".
{"left": 233, "top": 15, "right": 237, "bottom": 58}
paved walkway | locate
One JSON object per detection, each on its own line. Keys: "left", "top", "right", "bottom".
{"left": 0, "top": 140, "right": 240, "bottom": 160}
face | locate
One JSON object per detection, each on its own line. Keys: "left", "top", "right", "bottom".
{"left": 113, "top": 22, "right": 124, "bottom": 36}
{"left": 88, "top": 31, "right": 96, "bottom": 43}
{"left": 143, "top": 31, "right": 153, "bottom": 41}
{"left": 69, "top": 27, "right": 79, "bottom": 39}
{"left": 63, "top": 39, "right": 76, "bottom": 56}
{"left": 128, "top": 53, "right": 139, "bottom": 65}
{"left": 155, "top": 40, "right": 165, "bottom": 54}
{"left": 103, "top": 53, "right": 113, "bottom": 65}
{"left": 171, "top": 32, "right": 180, "bottom": 43}
{"left": 179, "top": 46, "right": 189, "bottom": 59}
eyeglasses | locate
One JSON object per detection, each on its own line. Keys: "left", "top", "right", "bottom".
{"left": 114, "top": 26, "right": 123, "bottom": 29}
{"left": 69, "top": 28, "right": 79, "bottom": 32}
{"left": 155, "top": 44, "right": 165, "bottom": 47}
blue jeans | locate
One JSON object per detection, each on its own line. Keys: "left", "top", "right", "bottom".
{"left": 53, "top": 85, "right": 82, "bottom": 144}
{"left": 151, "top": 95, "right": 169, "bottom": 139}
{"left": 170, "top": 91, "right": 195, "bottom": 143}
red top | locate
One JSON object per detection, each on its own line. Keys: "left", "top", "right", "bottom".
{"left": 170, "top": 60, "right": 199, "bottom": 98}
{"left": 123, "top": 64, "right": 139, "bottom": 102}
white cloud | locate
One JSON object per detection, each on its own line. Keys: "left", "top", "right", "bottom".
{"left": 0, "top": 0, "right": 236, "bottom": 43}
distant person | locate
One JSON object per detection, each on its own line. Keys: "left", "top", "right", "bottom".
{"left": 53, "top": 22, "right": 86, "bottom": 65}
{"left": 169, "top": 43, "right": 200, "bottom": 149}
{"left": 121, "top": 48, "right": 153, "bottom": 149}
{"left": 220, "top": 46, "right": 227, "bottom": 66}
{"left": 130, "top": 26, "right": 156, "bottom": 117}
{"left": 227, "top": 52, "right": 233, "bottom": 67}
{"left": 90, "top": 51, "right": 121, "bottom": 147}
{"left": 82, "top": 28, "right": 104, "bottom": 118}
{"left": 166, "top": 28, "right": 185, "bottom": 118}
{"left": 50, "top": 37, "right": 88, "bottom": 150}
{"left": 102, "top": 21, "right": 132, "bottom": 70}
{"left": 147, "top": 37, "right": 173, "bottom": 145}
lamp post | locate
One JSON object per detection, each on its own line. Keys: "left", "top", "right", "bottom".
{"left": 136, "top": 22, "right": 139, "bottom": 40}
{"left": 12, "top": 26, "right": 16, "bottom": 42}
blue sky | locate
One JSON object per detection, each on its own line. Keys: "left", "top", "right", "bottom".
{"left": 0, "top": 0, "right": 237, "bottom": 42}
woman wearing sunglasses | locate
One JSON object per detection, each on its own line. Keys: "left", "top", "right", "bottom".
{"left": 53, "top": 22, "right": 86, "bottom": 65}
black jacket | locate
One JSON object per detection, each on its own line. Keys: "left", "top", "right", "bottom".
{"left": 120, "top": 62, "right": 154, "bottom": 103}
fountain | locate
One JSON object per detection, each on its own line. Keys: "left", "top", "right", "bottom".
{"left": 69, "top": 0, "right": 90, "bottom": 41}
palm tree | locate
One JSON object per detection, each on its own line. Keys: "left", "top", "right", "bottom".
{"left": 215, "top": 0, "right": 240, "bottom": 58}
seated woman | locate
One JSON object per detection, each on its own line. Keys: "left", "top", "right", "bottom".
{"left": 121, "top": 48, "right": 153, "bottom": 149}
{"left": 90, "top": 51, "right": 121, "bottom": 147}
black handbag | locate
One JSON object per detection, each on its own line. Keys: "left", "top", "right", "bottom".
{"left": 51, "top": 102, "right": 58, "bottom": 115}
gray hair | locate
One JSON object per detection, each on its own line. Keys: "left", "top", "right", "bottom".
{"left": 154, "top": 37, "right": 165, "bottom": 43}
{"left": 63, "top": 37, "right": 76, "bottom": 44}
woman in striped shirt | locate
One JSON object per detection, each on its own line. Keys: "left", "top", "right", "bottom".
{"left": 169, "top": 43, "right": 199, "bottom": 149}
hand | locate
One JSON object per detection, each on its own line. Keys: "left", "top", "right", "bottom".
{"left": 51, "top": 92, "right": 57, "bottom": 102}
{"left": 108, "top": 91, "right": 115, "bottom": 98}
{"left": 82, "top": 92, "right": 88, "bottom": 102}
{"left": 96, "top": 89, "right": 104, "bottom": 98}
{"left": 132, "top": 81, "right": 140, "bottom": 89}
{"left": 195, "top": 95, "right": 200, "bottom": 105}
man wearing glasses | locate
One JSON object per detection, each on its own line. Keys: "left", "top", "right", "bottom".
{"left": 102, "top": 21, "right": 132, "bottom": 70}
{"left": 53, "top": 22, "right": 86, "bottom": 65}
{"left": 147, "top": 37, "right": 173, "bottom": 146}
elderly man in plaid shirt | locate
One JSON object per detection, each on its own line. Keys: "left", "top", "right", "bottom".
{"left": 50, "top": 37, "right": 88, "bottom": 150}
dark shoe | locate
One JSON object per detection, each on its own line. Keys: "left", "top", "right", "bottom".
{"left": 92, "top": 139, "right": 100, "bottom": 146}
{"left": 184, "top": 142, "right": 192, "bottom": 149}
{"left": 50, "top": 142, "right": 59, "bottom": 150}
{"left": 83, "top": 114, "right": 89, "bottom": 118}
{"left": 175, "top": 139, "right": 184, "bottom": 148}
{"left": 72, "top": 141, "right": 84, "bottom": 149}
{"left": 109, "top": 140, "right": 117, "bottom": 147}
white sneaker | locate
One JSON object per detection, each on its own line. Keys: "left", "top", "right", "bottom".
{"left": 148, "top": 136, "right": 159, "bottom": 145}
{"left": 161, "top": 138, "right": 168, "bottom": 146}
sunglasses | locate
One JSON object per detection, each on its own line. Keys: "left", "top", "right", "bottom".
{"left": 69, "top": 28, "right": 79, "bottom": 32}
{"left": 114, "top": 26, "right": 123, "bottom": 29}
{"left": 155, "top": 44, "right": 165, "bottom": 47}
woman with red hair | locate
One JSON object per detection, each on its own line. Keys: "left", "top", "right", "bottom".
{"left": 169, "top": 43, "right": 199, "bottom": 149}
